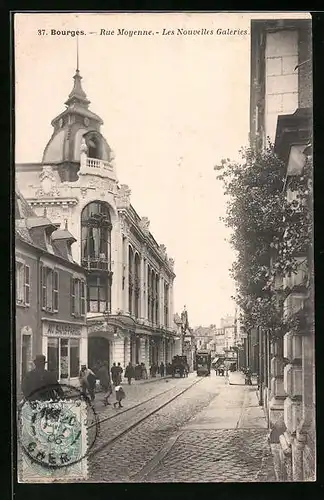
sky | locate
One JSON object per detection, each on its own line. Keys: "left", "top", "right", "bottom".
{"left": 14, "top": 12, "right": 310, "bottom": 328}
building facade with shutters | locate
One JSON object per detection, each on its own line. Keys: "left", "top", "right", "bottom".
{"left": 16, "top": 66, "right": 177, "bottom": 374}
{"left": 15, "top": 190, "right": 87, "bottom": 397}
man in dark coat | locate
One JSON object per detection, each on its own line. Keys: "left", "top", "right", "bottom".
{"left": 116, "top": 362, "right": 123, "bottom": 385}
{"left": 97, "top": 361, "right": 112, "bottom": 405}
{"left": 125, "top": 362, "right": 135, "bottom": 385}
{"left": 160, "top": 362, "right": 165, "bottom": 377}
{"left": 111, "top": 362, "right": 118, "bottom": 385}
{"left": 22, "top": 355, "right": 64, "bottom": 401}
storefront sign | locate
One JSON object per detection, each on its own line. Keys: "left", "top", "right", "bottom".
{"left": 45, "top": 322, "right": 82, "bottom": 337}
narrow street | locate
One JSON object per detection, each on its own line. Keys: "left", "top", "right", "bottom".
{"left": 88, "top": 373, "right": 277, "bottom": 482}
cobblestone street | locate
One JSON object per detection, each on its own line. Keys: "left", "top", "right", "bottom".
{"left": 88, "top": 372, "right": 277, "bottom": 483}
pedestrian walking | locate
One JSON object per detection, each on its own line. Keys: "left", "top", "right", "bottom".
{"left": 111, "top": 362, "right": 118, "bottom": 386}
{"left": 79, "top": 365, "right": 96, "bottom": 401}
{"left": 113, "top": 384, "right": 126, "bottom": 408}
{"left": 134, "top": 363, "right": 141, "bottom": 380}
{"left": 97, "top": 361, "right": 113, "bottom": 405}
{"left": 125, "top": 362, "right": 135, "bottom": 385}
{"left": 141, "top": 363, "right": 148, "bottom": 380}
{"left": 22, "top": 354, "right": 64, "bottom": 402}
{"left": 159, "top": 362, "right": 165, "bottom": 377}
{"left": 116, "top": 362, "right": 123, "bottom": 385}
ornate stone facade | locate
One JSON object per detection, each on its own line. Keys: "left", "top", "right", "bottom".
{"left": 16, "top": 65, "right": 178, "bottom": 375}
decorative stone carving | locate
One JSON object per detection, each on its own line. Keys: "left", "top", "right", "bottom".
{"left": 80, "top": 137, "right": 88, "bottom": 153}
{"left": 47, "top": 207, "right": 62, "bottom": 223}
{"left": 120, "top": 215, "right": 130, "bottom": 237}
{"left": 168, "top": 258, "right": 175, "bottom": 270}
{"left": 36, "top": 165, "right": 60, "bottom": 197}
{"left": 116, "top": 184, "right": 131, "bottom": 208}
{"left": 82, "top": 177, "right": 116, "bottom": 194}
{"left": 139, "top": 216, "right": 150, "bottom": 233}
{"left": 159, "top": 244, "right": 167, "bottom": 259}
{"left": 88, "top": 321, "right": 115, "bottom": 334}
{"left": 88, "top": 322, "right": 105, "bottom": 334}
{"left": 80, "top": 187, "right": 87, "bottom": 198}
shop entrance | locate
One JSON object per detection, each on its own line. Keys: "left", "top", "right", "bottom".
{"left": 88, "top": 337, "right": 110, "bottom": 372}
{"left": 150, "top": 340, "right": 159, "bottom": 365}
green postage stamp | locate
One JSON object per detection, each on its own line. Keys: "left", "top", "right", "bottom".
{"left": 19, "top": 399, "right": 88, "bottom": 482}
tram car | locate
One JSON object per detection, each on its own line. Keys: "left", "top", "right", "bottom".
{"left": 171, "top": 355, "right": 189, "bottom": 378}
{"left": 195, "top": 350, "right": 212, "bottom": 376}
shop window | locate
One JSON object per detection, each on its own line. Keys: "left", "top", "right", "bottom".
{"left": 16, "top": 261, "right": 30, "bottom": 306}
{"left": 60, "top": 338, "right": 69, "bottom": 379}
{"left": 87, "top": 275, "right": 110, "bottom": 313}
{"left": 40, "top": 265, "right": 59, "bottom": 313}
{"left": 48, "top": 337, "right": 59, "bottom": 379}
{"left": 71, "top": 277, "right": 86, "bottom": 317}
{"left": 47, "top": 337, "right": 80, "bottom": 380}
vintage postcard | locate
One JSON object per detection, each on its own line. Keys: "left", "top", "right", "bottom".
{"left": 14, "top": 11, "right": 314, "bottom": 483}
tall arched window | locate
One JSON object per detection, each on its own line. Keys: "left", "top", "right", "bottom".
{"left": 134, "top": 253, "right": 140, "bottom": 318}
{"left": 164, "top": 283, "right": 169, "bottom": 327}
{"left": 81, "top": 201, "right": 112, "bottom": 313}
{"left": 81, "top": 201, "right": 112, "bottom": 270}
{"left": 147, "top": 268, "right": 151, "bottom": 322}
{"left": 155, "top": 274, "right": 159, "bottom": 325}
{"left": 128, "top": 246, "right": 134, "bottom": 315}
{"left": 151, "top": 272, "right": 155, "bottom": 324}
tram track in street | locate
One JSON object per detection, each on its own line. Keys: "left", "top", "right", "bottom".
{"left": 87, "top": 381, "right": 179, "bottom": 430}
{"left": 88, "top": 376, "right": 204, "bottom": 459}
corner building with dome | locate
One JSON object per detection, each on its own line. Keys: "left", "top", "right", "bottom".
{"left": 16, "top": 67, "right": 180, "bottom": 379}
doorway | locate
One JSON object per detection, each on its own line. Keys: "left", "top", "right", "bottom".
{"left": 88, "top": 337, "right": 110, "bottom": 372}
{"left": 21, "top": 334, "right": 32, "bottom": 384}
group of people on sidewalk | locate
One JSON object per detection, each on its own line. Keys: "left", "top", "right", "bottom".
{"left": 124, "top": 361, "right": 172, "bottom": 383}
{"left": 150, "top": 361, "right": 174, "bottom": 377}
{"left": 21, "top": 354, "right": 173, "bottom": 410}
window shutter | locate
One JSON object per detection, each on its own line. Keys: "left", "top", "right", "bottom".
{"left": 71, "top": 277, "right": 75, "bottom": 315}
{"left": 40, "top": 265, "right": 47, "bottom": 310}
{"left": 74, "top": 279, "right": 80, "bottom": 316}
{"left": 80, "top": 280, "right": 85, "bottom": 316}
{"left": 53, "top": 270, "right": 59, "bottom": 312}
{"left": 24, "top": 265, "right": 30, "bottom": 306}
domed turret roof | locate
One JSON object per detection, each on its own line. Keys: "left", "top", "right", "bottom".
{"left": 42, "top": 68, "right": 112, "bottom": 165}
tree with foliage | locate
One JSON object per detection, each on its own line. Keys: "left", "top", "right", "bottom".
{"left": 215, "top": 142, "right": 312, "bottom": 337}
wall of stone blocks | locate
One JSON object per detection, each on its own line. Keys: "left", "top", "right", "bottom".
{"left": 265, "top": 30, "right": 299, "bottom": 142}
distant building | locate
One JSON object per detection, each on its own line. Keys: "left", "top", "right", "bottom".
{"left": 193, "top": 325, "right": 216, "bottom": 351}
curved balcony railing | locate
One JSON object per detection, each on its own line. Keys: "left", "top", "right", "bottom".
{"left": 81, "top": 256, "right": 111, "bottom": 272}
{"left": 86, "top": 157, "right": 113, "bottom": 171}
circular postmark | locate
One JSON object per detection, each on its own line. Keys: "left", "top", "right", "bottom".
{"left": 18, "top": 384, "right": 100, "bottom": 470}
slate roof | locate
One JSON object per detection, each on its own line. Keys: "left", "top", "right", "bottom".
{"left": 15, "top": 188, "right": 80, "bottom": 267}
